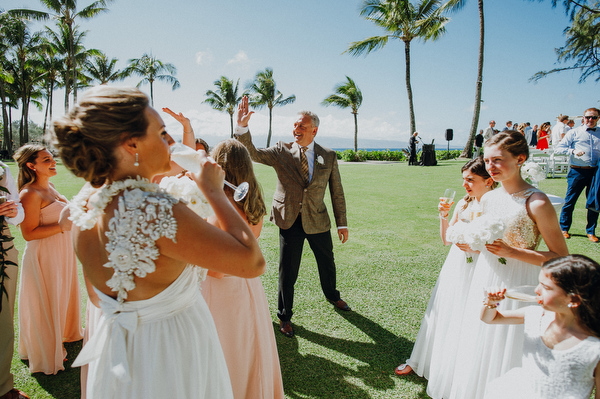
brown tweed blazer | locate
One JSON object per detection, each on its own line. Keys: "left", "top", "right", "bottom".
{"left": 236, "top": 130, "right": 347, "bottom": 234}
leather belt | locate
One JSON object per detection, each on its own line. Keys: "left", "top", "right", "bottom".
{"left": 571, "top": 165, "right": 596, "bottom": 169}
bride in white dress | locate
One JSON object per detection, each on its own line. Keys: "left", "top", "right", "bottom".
{"left": 51, "top": 86, "right": 265, "bottom": 399}
{"left": 447, "top": 130, "right": 568, "bottom": 399}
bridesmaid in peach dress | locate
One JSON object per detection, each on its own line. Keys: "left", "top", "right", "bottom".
{"left": 14, "top": 144, "right": 83, "bottom": 375}
{"left": 202, "top": 139, "right": 285, "bottom": 399}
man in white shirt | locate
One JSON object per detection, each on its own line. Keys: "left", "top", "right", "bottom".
{"left": 524, "top": 122, "right": 533, "bottom": 146}
{"left": 551, "top": 114, "right": 569, "bottom": 149}
{"left": 483, "top": 120, "right": 495, "bottom": 140}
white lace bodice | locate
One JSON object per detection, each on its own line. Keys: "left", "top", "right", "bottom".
{"left": 481, "top": 187, "right": 541, "bottom": 249}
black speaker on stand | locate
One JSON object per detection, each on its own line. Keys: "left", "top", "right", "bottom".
{"left": 445, "top": 129, "right": 453, "bottom": 159}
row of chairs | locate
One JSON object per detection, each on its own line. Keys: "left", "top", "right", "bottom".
{"left": 529, "top": 149, "right": 570, "bottom": 178}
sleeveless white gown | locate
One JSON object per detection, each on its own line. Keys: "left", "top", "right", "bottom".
{"left": 72, "top": 184, "right": 233, "bottom": 399}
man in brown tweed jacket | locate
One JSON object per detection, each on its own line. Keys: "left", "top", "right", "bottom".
{"left": 235, "top": 96, "right": 350, "bottom": 338}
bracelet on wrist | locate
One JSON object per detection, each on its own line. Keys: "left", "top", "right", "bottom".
{"left": 439, "top": 215, "right": 448, "bottom": 221}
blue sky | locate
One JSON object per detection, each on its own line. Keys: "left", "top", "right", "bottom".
{"left": 5, "top": 0, "right": 598, "bottom": 148}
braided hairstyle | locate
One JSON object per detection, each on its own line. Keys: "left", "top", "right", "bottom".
{"left": 51, "top": 86, "right": 149, "bottom": 187}
{"left": 459, "top": 157, "right": 497, "bottom": 211}
{"left": 543, "top": 255, "right": 600, "bottom": 338}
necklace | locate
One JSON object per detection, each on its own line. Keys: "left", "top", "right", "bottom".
{"left": 69, "top": 177, "right": 160, "bottom": 231}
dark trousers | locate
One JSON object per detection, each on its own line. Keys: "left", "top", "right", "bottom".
{"left": 277, "top": 215, "right": 340, "bottom": 322}
{"left": 560, "top": 167, "right": 599, "bottom": 235}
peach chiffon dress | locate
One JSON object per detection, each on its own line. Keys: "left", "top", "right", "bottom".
{"left": 201, "top": 213, "right": 284, "bottom": 399}
{"left": 18, "top": 201, "right": 83, "bottom": 374}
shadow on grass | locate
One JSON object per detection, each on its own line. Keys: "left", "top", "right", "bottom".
{"left": 24, "top": 340, "right": 83, "bottom": 399}
{"left": 276, "top": 311, "right": 429, "bottom": 398}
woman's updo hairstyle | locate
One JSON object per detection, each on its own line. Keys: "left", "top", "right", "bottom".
{"left": 13, "top": 144, "right": 46, "bottom": 190}
{"left": 485, "top": 130, "right": 529, "bottom": 161}
{"left": 52, "top": 86, "right": 149, "bottom": 187}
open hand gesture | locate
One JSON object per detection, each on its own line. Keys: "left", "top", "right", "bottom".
{"left": 163, "top": 107, "right": 193, "bottom": 133}
{"left": 237, "top": 96, "right": 254, "bottom": 128}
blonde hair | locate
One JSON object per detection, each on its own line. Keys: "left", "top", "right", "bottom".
{"left": 211, "top": 139, "right": 266, "bottom": 225}
{"left": 52, "top": 86, "right": 149, "bottom": 187}
{"left": 13, "top": 144, "right": 46, "bottom": 190}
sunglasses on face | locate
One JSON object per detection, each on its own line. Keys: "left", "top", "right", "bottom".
{"left": 584, "top": 115, "right": 599, "bottom": 120}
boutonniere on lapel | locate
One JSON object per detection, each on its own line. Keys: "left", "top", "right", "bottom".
{"left": 317, "top": 155, "right": 325, "bottom": 165}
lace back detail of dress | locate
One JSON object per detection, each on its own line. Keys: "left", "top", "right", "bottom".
{"left": 104, "top": 188, "right": 179, "bottom": 303}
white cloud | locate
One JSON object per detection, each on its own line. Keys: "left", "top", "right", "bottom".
{"left": 227, "top": 51, "right": 249, "bottom": 65}
{"left": 195, "top": 50, "right": 214, "bottom": 66}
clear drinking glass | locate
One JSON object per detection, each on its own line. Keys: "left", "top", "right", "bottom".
{"left": 440, "top": 188, "right": 456, "bottom": 204}
{"left": 170, "top": 143, "right": 249, "bottom": 201}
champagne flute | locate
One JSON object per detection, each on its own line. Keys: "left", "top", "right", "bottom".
{"left": 440, "top": 188, "right": 456, "bottom": 205}
{"left": 170, "top": 143, "right": 249, "bottom": 201}
{"left": 505, "top": 285, "right": 538, "bottom": 303}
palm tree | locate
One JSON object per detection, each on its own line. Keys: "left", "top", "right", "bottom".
{"left": 246, "top": 68, "right": 296, "bottom": 147}
{"left": 126, "top": 53, "right": 180, "bottom": 106}
{"left": 85, "top": 51, "right": 127, "bottom": 85}
{"left": 37, "top": 40, "right": 63, "bottom": 137}
{"left": 9, "top": 0, "right": 112, "bottom": 108}
{"left": 443, "top": 0, "right": 484, "bottom": 158}
{"left": 0, "top": 11, "right": 18, "bottom": 154}
{"left": 204, "top": 76, "right": 242, "bottom": 138}
{"left": 347, "top": 0, "right": 449, "bottom": 138}
{"left": 4, "top": 17, "right": 44, "bottom": 144}
{"left": 322, "top": 76, "right": 363, "bottom": 152}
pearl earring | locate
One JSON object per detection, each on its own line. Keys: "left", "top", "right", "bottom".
{"left": 567, "top": 303, "right": 573, "bottom": 308}
{"left": 134, "top": 153, "right": 139, "bottom": 167}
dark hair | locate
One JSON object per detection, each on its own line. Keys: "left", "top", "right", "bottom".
{"left": 52, "top": 86, "right": 149, "bottom": 187}
{"left": 485, "top": 130, "right": 529, "bottom": 160}
{"left": 210, "top": 139, "right": 266, "bottom": 225}
{"left": 13, "top": 144, "right": 46, "bottom": 190}
{"left": 543, "top": 255, "right": 600, "bottom": 337}
{"left": 459, "top": 157, "right": 497, "bottom": 211}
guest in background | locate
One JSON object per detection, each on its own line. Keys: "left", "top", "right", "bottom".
{"left": 484, "top": 121, "right": 496, "bottom": 141}
{"left": 523, "top": 122, "right": 533, "bottom": 146}
{"left": 530, "top": 124, "right": 538, "bottom": 147}
{"left": 14, "top": 144, "right": 83, "bottom": 375}
{"left": 551, "top": 114, "right": 569, "bottom": 150}
{"left": 474, "top": 130, "right": 484, "bottom": 158}
{"left": 0, "top": 161, "right": 27, "bottom": 399}
{"left": 502, "top": 121, "right": 513, "bottom": 131}
{"left": 536, "top": 122, "right": 551, "bottom": 150}
{"left": 555, "top": 107, "right": 600, "bottom": 242}
{"left": 409, "top": 132, "right": 419, "bottom": 165}
{"left": 202, "top": 139, "right": 284, "bottom": 399}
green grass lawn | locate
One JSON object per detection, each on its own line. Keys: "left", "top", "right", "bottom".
{"left": 5, "top": 159, "right": 598, "bottom": 398}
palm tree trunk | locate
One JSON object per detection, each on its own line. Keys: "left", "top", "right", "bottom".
{"left": 150, "top": 81, "right": 154, "bottom": 107}
{"left": 43, "top": 84, "right": 50, "bottom": 138}
{"left": 461, "top": 0, "right": 485, "bottom": 158}
{"left": 69, "top": 23, "right": 77, "bottom": 104}
{"left": 229, "top": 112, "right": 234, "bottom": 138}
{"left": 353, "top": 112, "right": 358, "bottom": 152}
{"left": 404, "top": 40, "right": 416, "bottom": 137}
{"left": 0, "top": 80, "right": 9, "bottom": 154}
{"left": 267, "top": 107, "right": 273, "bottom": 147}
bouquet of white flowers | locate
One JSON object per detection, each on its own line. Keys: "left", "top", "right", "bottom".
{"left": 521, "top": 162, "right": 546, "bottom": 185}
{"left": 159, "top": 176, "right": 214, "bottom": 219}
{"left": 446, "top": 221, "right": 474, "bottom": 263}
{"left": 464, "top": 214, "right": 507, "bottom": 264}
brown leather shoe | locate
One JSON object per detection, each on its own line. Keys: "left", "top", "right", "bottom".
{"left": 562, "top": 231, "right": 570, "bottom": 239}
{"left": 279, "top": 320, "right": 294, "bottom": 338}
{"left": 588, "top": 234, "right": 599, "bottom": 243}
{"left": 0, "top": 389, "right": 30, "bottom": 399}
{"left": 328, "top": 298, "right": 351, "bottom": 311}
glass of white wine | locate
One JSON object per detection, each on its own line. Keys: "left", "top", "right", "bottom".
{"left": 505, "top": 285, "right": 538, "bottom": 302}
{"left": 440, "top": 188, "right": 456, "bottom": 205}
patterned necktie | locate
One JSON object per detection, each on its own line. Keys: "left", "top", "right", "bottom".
{"left": 300, "top": 146, "right": 309, "bottom": 184}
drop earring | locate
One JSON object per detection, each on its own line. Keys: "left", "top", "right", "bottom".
{"left": 134, "top": 153, "right": 139, "bottom": 167}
